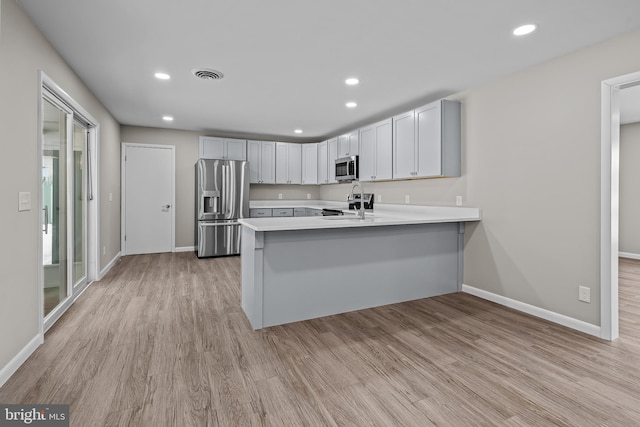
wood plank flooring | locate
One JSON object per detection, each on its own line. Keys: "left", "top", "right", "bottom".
{"left": 2, "top": 253, "right": 640, "bottom": 426}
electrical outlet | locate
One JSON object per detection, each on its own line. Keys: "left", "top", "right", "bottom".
{"left": 278, "top": 193, "right": 283, "bottom": 200}
{"left": 306, "top": 193, "right": 311, "bottom": 200}
{"left": 456, "top": 196, "right": 463, "bottom": 206}
{"left": 109, "top": 192, "right": 113, "bottom": 202}
{"left": 405, "top": 195, "right": 410, "bottom": 204}
{"left": 377, "top": 194, "right": 382, "bottom": 203}
{"left": 578, "top": 286, "right": 591, "bottom": 303}
{"left": 103, "top": 246, "right": 106, "bottom": 256}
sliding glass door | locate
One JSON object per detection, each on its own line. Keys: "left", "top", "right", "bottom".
{"left": 42, "top": 97, "right": 70, "bottom": 318}
{"left": 72, "top": 122, "right": 87, "bottom": 289}
{"left": 42, "top": 93, "right": 89, "bottom": 324}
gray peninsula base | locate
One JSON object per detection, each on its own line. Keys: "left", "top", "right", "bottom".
{"left": 241, "top": 222, "right": 464, "bottom": 329}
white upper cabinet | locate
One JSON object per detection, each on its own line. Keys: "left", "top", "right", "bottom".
{"left": 302, "top": 143, "right": 318, "bottom": 185}
{"left": 275, "top": 142, "right": 302, "bottom": 184}
{"left": 392, "top": 99, "right": 461, "bottom": 179}
{"left": 328, "top": 137, "right": 338, "bottom": 183}
{"left": 247, "top": 140, "right": 275, "bottom": 184}
{"left": 199, "top": 136, "right": 247, "bottom": 160}
{"left": 317, "top": 141, "right": 328, "bottom": 184}
{"left": 338, "top": 131, "right": 359, "bottom": 157}
{"left": 392, "top": 111, "right": 416, "bottom": 179}
{"left": 359, "top": 118, "right": 392, "bottom": 182}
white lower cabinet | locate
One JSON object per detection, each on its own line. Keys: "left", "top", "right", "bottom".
{"left": 301, "top": 143, "right": 318, "bottom": 185}
{"left": 359, "top": 118, "right": 392, "bottom": 182}
{"left": 250, "top": 208, "right": 272, "bottom": 218}
{"left": 275, "top": 142, "right": 302, "bottom": 184}
{"left": 247, "top": 140, "right": 275, "bottom": 184}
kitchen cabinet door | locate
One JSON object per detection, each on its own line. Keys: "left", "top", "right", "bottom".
{"left": 275, "top": 142, "right": 302, "bottom": 184}
{"left": 349, "top": 131, "right": 359, "bottom": 155}
{"left": 247, "top": 140, "right": 275, "bottom": 184}
{"left": 275, "top": 142, "right": 289, "bottom": 184}
{"left": 302, "top": 143, "right": 318, "bottom": 185}
{"left": 337, "top": 134, "right": 349, "bottom": 157}
{"left": 375, "top": 119, "right": 393, "bottom": 180}
{"left": 317, "top": 141, "right": 328, "bottom": 184}
{"left": 260, "top": 141, "right": 276, "bottom": 183}
{"left": 359, "top": 126, "right": 376, "bottom": 182}
{"left": 225, "top": 138, "right": 247, "bottom": 161}
{"left": 328, "top": 138, "right": 338, "bottom": 183}
{"left": 200, "top": 136, "right": 247, "bottom": 160}
{"left": 359, "top": 118, "right": 392, "bottom": 182}
{"left": 392, "top": 110, "right": 416, "bottom": 179}
{"left": 247, "top": 140, "right": 261, "bottom": 183}
{"left": 338, "top": 131, "right": 358, "bottom": 157}
{"left": 200, "top": 136, "right": 225, "bottom": 159}
{"left": 288, "top": 143, "right": 302, "bottom": 184}
{"left": 415, "top": 100, "right": 460, "bottom": 178}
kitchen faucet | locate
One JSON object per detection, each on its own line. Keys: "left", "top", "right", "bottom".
{"left": 350, "top": 180, "right": 366, "bottom": 219}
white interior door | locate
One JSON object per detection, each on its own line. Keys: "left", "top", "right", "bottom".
{"left": 123, "top": 144, "right": 174, "bottom": 255}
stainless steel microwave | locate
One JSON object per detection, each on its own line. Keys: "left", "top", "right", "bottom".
{"left": 335, "top": 155, "right": 358, "bottom": 182}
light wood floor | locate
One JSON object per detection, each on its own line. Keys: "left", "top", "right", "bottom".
{"left": 2, "top": 253, "right": 640, "bottom": 426}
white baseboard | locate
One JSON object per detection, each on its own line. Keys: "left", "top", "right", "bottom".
{"left": 99, "top": 251, "right": 122, "bottom": 280}
{"left": 175, "top": 246, "right": 196, "bottom": 253}
{"left": 0, "top": 334, "right": 42, "bottom": 388}
{"left": 619, "top": 252, "right": 640, "bottom": 260}
{"left": 461, "top": 284, "right": 601, "bottom": 338}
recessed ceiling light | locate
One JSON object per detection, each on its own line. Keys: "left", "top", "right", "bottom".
{"left": 513, "top": 24, "right": 536, "bottom": 36}
{"left": 162, "top": 116, "right": 174, "bottom": 122}
{"left": 294, "top": 129, "right": 303, "bottom": 134}
{"left": 346, "top": 102, "right": 357, "bottom": 108}
{"left": 155, "top": 72, "right": 171, "bottom": 80}
{"left": 345, "top": 78, "right": 359, "bottom": 85}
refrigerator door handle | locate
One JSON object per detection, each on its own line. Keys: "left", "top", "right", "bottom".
{"left": 199, "top": 221, "right": 240, "bottom": 227}
{"left": 222, "top": 163, "right": 230, "bottom": 216}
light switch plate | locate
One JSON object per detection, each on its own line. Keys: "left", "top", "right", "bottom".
{"left": 18, "top": 192, "right": 31, "bottom": 211}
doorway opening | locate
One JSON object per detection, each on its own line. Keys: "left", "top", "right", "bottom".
{"left": 600, "top": 70, "right": 640, "bottom": 341}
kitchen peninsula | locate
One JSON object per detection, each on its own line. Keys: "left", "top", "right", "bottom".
{"left": 239, "top": 203, "right": 481, "bottom": 330}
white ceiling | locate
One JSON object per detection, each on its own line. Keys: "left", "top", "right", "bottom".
{"left": 17, "top": 0, "right": 640, "bottom": 141}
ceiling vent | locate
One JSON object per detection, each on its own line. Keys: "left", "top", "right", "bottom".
{"left": 192, "top": 68, "right": 224, "bottom": 80}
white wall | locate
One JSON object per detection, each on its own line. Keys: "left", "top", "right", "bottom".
{"left": 620, "top": 122, "right": 640, "bottom": 256}
{"left": 0, "top": 0, "right": 121, "bottom": 376}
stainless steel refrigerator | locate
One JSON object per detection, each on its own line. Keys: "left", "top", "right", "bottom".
{"left": 195, "top": 159, "right": 249, "bottom": 257}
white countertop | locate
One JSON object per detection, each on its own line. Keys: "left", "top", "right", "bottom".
{"left": 240, "top": 202, "right": 481, "bottom": 232}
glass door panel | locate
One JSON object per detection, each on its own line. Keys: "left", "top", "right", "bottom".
{"left": 42, "top": 98, "right": 69, "bottom": 318}
{"left": 72, "top": 122, "right": 87, "bottom": 288}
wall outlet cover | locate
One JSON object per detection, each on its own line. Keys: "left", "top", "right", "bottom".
{"left": 278, "top": 193, "right": 283, "bottom": 200}
{"left": 578, "top": 286, "right": 591, "bottom": 303}
{"left": 405, "top": 195, "right": 410, "bottom": 204}
{"left": 456, "top": 196, "right": 463, "bottom": 206}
